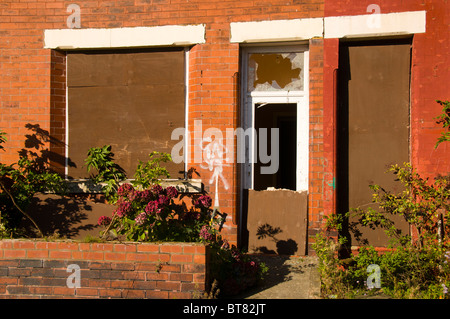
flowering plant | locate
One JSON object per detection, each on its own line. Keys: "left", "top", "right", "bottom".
{"left": 206, "top": 236, "right": 268, "bottom": 297}
{"left": 98, "top": 183, "right": 224, "bottom": 242}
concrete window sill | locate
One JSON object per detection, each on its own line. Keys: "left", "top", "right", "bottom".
{"left": 62, "top": 179, "right": 203, "bottom": 194}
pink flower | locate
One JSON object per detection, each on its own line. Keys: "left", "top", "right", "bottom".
{"left": 151, "top": 184, "right": 164, "bottom": 196}
{"left": 199, "top": 225, "right": 214, "bottom": 241}
{"left": 158, "top": 195, "right": 170, "bottom": 206}
{"left": 115, "top": 201, "right": 132, "bottom": 217}
{"left": 135, "top": 212, "right": 147, "bottom": 225}
{"left": 117, "top": 183, "right": 134, "bottom": 197}
{"left": 166, "top": 186, "right": 178, "bottom": 199}
{"left": 194, "top": 195, "right": 212, "bottom": 209}
{"left": 145, "top": 200, "right": 160, "bottom": 215}
{"left": 97, "top": 215, "right": 111, "bottom": 226}
{"left": 221, "top": 239, "right": 230, "bottom": 250}
{"left": 137, "top": 189, "right": 152, "bottom": 201}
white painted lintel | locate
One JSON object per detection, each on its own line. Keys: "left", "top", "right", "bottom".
{"left": 324, "top": 11, "right": 426, "bottom": 39}
{"left": 44, "top": 24, "right": 206, "bottom": 50}
{"left": 230, "top": 18, "right": 323, "bottom": 43}
{"left": 230, "top": 11, "right": 426, "bottom": 43}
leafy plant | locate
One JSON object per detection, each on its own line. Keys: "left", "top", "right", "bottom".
{"left": 207, "top": 240, "right": 267, "bottom": 297}
{"left": 0, "top": 130, "right": 6, "bottom": 151}
{"left": 97, "top": 180, "right": 266, "bottom": 297}
{"left": 98, "top": 183, "right": 224, "bottom": 243}
{"left": 85, "top": 145, "right": 126, "bottom": 202}
{"left": 314, "top": 231, "right": 450, "bottom": 299}
{"left": 348, "top": 163, "right": 450, "bottom": 249}
{"left": 0, "top": 129, "right": 66, "bottom": 238}
{"left": 132, "top": 151, "right": 172, "bottom": 189}
{"left": 434, "top": 100, "right": 450, "bottom": 149}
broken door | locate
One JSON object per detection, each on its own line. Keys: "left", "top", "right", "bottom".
{"left": 337, "top": 40, "right": 411, "bottom": 247}
{"left": 240, "top": 45, "right": 309, "bottom": 255}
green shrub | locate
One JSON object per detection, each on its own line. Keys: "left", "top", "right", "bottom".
{"left": 0, "top": 129, "right": 66, "bottom": 238}
{"left": 314, "top": 161, "right": 450, "bottom": 299}
{"left": 85, "top": 145, "right": 126, "bottom": 202}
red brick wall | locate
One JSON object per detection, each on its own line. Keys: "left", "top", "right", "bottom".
{"left": 0, "top": 239, "right": 206, "bottom": 299}
{"left": 307, "top": 38, "right": 325, "bottom": 248}
{"left": 0, "top": 0, "right": 325, "bottom": 248}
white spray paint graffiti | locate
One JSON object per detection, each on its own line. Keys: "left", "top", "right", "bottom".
{"left": 199, "top": 135, "right": 229, "bottom": 208}
{"left": 171, "top": 119, "right": 280, "bottom": 208}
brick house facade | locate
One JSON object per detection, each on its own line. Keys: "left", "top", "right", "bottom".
{"left": 0, "top": 0, "right": 448, "bottom": 254}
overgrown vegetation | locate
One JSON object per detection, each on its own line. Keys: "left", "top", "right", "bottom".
{"left": 434, "top": 100, "right": 450, "bottom": 149}
{"left": 92, "top": 150, "right": 267, "bottom": 297}
{"left": 0, "top": 127, "right": 266, "bottom": 297}
{"left": 314, "top": 100, "right": 450, "bottom": 299}
{"left": 0, "top": 128, "right": 66, "bottom": 238}
{"left": 85, "top": 145, "right": 126, "bottom": 202}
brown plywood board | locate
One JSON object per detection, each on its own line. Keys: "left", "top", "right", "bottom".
{"left": 67, "top": 50, "right": 185, "bottom": 179}
{"left": 342, "top": 43, "right": 411, "bottom": 246}
{"left": 247, "top": 189, "right": 308, "bottom": 255}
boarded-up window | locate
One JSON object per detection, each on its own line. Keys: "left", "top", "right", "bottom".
{"left": 67, "top": 49, "right": 185, "bottom": 179}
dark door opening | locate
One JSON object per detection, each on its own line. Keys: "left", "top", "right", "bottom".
{"left": 254, "top": 103, "right": 297, "bottom": 191}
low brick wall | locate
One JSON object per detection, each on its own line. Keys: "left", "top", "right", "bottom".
{"left": 0, "top": 239, "right": 207, "bottom": 299}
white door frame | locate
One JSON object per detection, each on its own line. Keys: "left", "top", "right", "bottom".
{"left": 240, "top": 44, "right": 310, "bottom": 192}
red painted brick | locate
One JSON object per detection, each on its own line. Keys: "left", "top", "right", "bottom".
{"left": 169, "top": 291, "right": 193, "bottom": 299}
{"left": 146, "top": 290, "right": 169, "bottom": 299}
{"left": 125, "top": 253, "right": 148, "bottom": 262}
{"left": 12, "top": 241, "right": 35, "bottom": 249}
{"left": 91, "top": 243, "right": 114, "bottom": 252}
{"left": 169, "top": 273, "right": 193, "bottom": 282}
{"left": 57, "top": 242, "right": 79, "bottom": 251}
{"left": 156, "top": 281, "right": 181, "bottom": 291}
{"left": 114, "top": 243, "right": 138, "bottom": 252}
{"left": 123, "top": 289, "right": 146, "bottom": 298}
{"left": 171, "top": 254, "right": 193, "bottom": 263}
{"left": 98, "top": 288, "right": 122, "bottom": 298}
{"left": 3, "top": 249, "right": 26, "bottom": 258}
{"left": 145, "top": 272, "right": 169, "bottom": 281}
{"left": 136, "top": 244, "right": 159, "bottom": 253}
{"left": 147, "top": 254, "right": 170, "bottom": 263}
{"left": 49, "top": 250, "right": 72, "bottom": 259}
{"left": 26, "top": 250, "right": 48, "bottom": 259}
{"left": 104, "top": 252, "right": 127, "bottom": 261}
{"left": 53, "top": 287, "right": 76, "bottom": 296}
{"left": 82, "top": 251, "right": 104, "bottom": 260}
{"left": 160, "top": 245, "right": 183, "bottom": 253}
{"left": 76, "top": 288, "right": 99, "bottom": 297}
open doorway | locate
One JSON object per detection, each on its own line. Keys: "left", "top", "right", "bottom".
{"left": 254, "top": 103, "right": 297, "bottom": 191}
{"left": 239, "top": 45, "right": 309, "bottom": 255}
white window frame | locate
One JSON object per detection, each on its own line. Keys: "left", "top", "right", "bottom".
{"left": 241, "top": 44, "right": 309, "bottom": 192}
